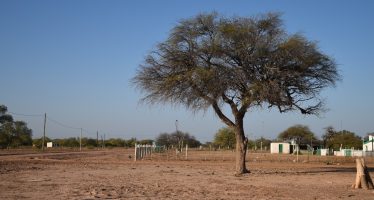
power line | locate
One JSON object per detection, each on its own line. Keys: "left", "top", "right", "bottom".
{"left": 46, "top": 116, "right": 81, "bottom": 130}
{"left": 83, "top": 129, "right": 100, "bottom": 138}
{"left": 46, "top": 117, "right": 101, "bottom": 138}
{"left": 82, "top": 128, "right": 96, "bottom": 135}
{"left": 8, "top": 111, "right": 44, "bottom": 117}
{"left": 8, "top": 110, "right": 109, "bottom": 139}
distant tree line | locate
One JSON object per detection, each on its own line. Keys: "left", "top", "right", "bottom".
{"left": 277, "top": 124, "right": 363, "bottom": 150}
{"left": 32, "top": 137, "right": 154, "bottom": 149}
{"left": 209, "top": 124, "right": 365, "bottom": 151}
{"left": 0, "top": 103, "right": 366, "bottom": 151}
{"left": 28, "top": 125, "right": 367, "bottom": 151}
{"left": 0, "top": 105, "right": 33, "bottom": 148}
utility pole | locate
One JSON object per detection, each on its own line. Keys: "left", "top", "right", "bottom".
{"left": 42, "top": 113, "right": 46, "bottom": 151}
{"left": 104, "top": 134, "right": 106, "bottom": 148}
{"left": 80, "top": 128, "right": 82, "bottom": 151}
{"left": 175, "top": 120, "right": 179, "bottom": 133}
{"left": 96, "top": 131, "right": 99, "bottom": 150}
{"left": 175, "top": 120, "right": 181, "bottom": 152}
{"left": 296, "top": 137, "right": 299, "bottom": 163}
{"left": 261, "top": 121, "right": 264, "bottom": 152}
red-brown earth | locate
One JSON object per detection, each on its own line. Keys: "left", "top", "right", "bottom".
{"left": 1, "top": 149, "right": 373, "bottom": 199}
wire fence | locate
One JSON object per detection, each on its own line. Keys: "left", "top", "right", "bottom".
{"left": 134, "top": 148, "right": 374, "bottom": 164}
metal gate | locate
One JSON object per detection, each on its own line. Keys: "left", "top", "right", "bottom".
{"left": 279, "top": 144, "right": 283, "bottom": 154}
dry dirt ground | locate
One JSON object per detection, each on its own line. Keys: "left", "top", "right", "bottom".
{"left": 1, "top": 149, "right": 374, "bottom": 199}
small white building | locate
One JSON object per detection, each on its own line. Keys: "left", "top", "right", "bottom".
{"left": 334, "top": 149, "right": 363, "bottom": 157}
{"left": 46, "top": 142, "right": 58, "bottom": 148}
{"left": 47, "top": 142, "right": 53, "bottom": 148}
{"left": 317, "top": 148, "right": 329, "bottom": 156}
{"left": 363, "top": 134, "right": 374, "bottom": 152}
{"left": 270, "top": 142, "right": 290, "bottom": 154}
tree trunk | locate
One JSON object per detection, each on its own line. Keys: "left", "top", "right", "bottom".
{"left": 211, "top": 101, "right": 250, "bottom": 175}
{"left": 352, "top": 158, "right": 374, "bottom": 189}
{"left": 234, "top": 124, "right": 250, "bottom": 175}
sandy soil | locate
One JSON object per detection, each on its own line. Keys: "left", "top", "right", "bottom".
{"left": 1, "top": 149, "right": 373, "bottom": 199}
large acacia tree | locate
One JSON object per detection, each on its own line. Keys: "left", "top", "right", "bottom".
{"left": 133, "top": 13, "right": 339, "bottom": 175}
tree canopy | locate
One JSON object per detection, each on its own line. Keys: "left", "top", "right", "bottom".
{"left": 133, "top": 12, "right": 339, "bottom": 174}
{"left": 155, "top": 131, "right": 201, "bottom": 149}
{"left": 0, "top": 105, "right": 33, "bottom": 148}
{"left": 278, "top": 124, "right": 316, "bottom": 144}
{"left": 134, "top": 12, "right": 339, "bottom": 116}
{"left": 322, "top": 126, "right": 336, "bottom": 147}
{"left": 322, "top": 127, "right": 362, "bottom": 150}
{"left": 213, "top": 127, "right": 236, "bottom": 149}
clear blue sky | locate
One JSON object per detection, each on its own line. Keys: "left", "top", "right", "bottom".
{"left": 1, "top": 0, "right": 374, "bottom": 142}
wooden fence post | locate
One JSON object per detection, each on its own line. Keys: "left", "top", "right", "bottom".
{"left": 134, "top": 143, "right": 137, "bottom": 161}
{"left": 352, "top": 158, "right": 374, "bottom": 189}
